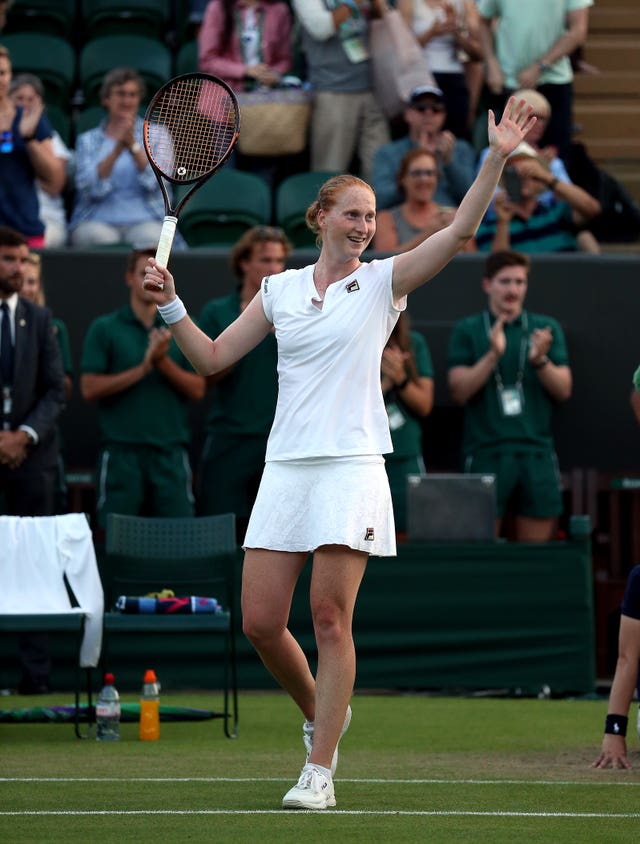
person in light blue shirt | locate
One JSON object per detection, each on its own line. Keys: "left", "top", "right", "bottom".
{"left": 69, "top": 68, "right": 180, "bottom": 248}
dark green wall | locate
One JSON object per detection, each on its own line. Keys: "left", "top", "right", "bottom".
{"left": 41, "top": 249, "right": 639, "bottom": 473}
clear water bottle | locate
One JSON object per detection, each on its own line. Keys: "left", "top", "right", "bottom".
{"left": 139, "top": 669, "right": 160, "bottom": 741}
{"left": 96, "top": 672, "right": 121, "bottom": 742}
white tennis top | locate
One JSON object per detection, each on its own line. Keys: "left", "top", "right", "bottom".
{"left": 261, "top": 256, "right": 405, "bottom": 461}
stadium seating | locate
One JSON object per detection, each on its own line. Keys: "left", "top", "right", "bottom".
{"left": 2, "top": 0, "right": 78, "bottom": 39}
{"left": 78, "top": 34, "right": 172, "bottom": 107}
{"left": 1, "top": 33, "right": 76, "bottom": 108}
{"left": 176, "top": 169, "right": 272, "bottom": 247}
{"left": 275, "top": 171, "right": 339, "bottom": 248}
{"left": 81, "top": 0, "right": 171, "bottom": 40}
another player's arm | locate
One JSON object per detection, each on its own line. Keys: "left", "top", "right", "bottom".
{"left": 592, "top": 614, "right": 640, "bottom": 769}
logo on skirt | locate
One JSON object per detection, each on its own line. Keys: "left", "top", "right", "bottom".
{"left": 364, "top": 527, "right": 374, "bottom": 541}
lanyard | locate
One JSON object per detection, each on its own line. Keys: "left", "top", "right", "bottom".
{"left": 483, "top": 310, "right": 528, "bottom": 393}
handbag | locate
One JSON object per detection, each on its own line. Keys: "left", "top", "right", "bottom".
{"left": 236, "top": 87, "right": 312, "bottom": 157}
{"left": 369, "top": 9, "right": 437, "bottom": 120}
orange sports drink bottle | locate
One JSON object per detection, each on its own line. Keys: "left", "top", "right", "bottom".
{"left": 139, "top": 669, "right": 160, "bottom": 741}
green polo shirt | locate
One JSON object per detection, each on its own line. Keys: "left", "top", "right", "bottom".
{"left": 80, "top": 304, "right": 193, "bottom": 446}
{"left": 384, "top": 330, "right": 433, "bottom": 459}
{"left": 447, "top": 310, "right": 569, "bottom": 456}
{"left": 199, "top": 291, "right": 278, "bottom": 436}
{"left": 633, "top": 365, "right": 640, "bottom": 393}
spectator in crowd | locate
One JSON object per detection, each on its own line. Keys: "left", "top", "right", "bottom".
{"left": 372, "top": 84, "right": 476, "bottom": 210}
{"left": 0, "top": 45, "right": 62, "bottom": 247}
{"left": 198, "top": 0, "right": 293, "bottom": 92}
{"left": 10, "top": 73, "right": 72, "bottom": 248}
{"left": 447, "top": 249, "right": 572, "bottom": 542}
{"left": 291, "top": 0, "right": 391, "bottom": 183}
{"left": 475, "top": 140, "right": 600, "bottom": 252}
{"left": 397, "top": 0, "right": 483, "bottom": 141}
{"left": 382, "top": 311, "right": 433, "bottom": 534}
{"left": 592, "top": 564, "right": 640, "bottom": 770}
{"left": 0, "top": 225, "right": 65, "bottom": 693}
{"left": 374, "top": 147, "right": 474, "bottom": 253}
{"left": 632, "top": 365, "right": 640, "bottom": 429}
{"left": 477, "top": 0, "right": 593, "bottom": 163}
{"left": 69, "top": 68, "right": 168, "bottom": 248}
{"left": 20, "top": 251, "right": 72, "bottom": 512}
{"left": 79, "top": 247, "right": 205, "bottom": 528}
{"left": 197, "top": 225, "right": 292, "bottom": 540}
{"left": 476, "top": 87, "right": 601, "bottom": 253}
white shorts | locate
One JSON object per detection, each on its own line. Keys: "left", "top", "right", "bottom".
{"left": 243, "top": 456, "right": 397, "bottom": 557}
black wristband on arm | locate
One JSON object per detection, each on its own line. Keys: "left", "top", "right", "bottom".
{"left": 604, "top": 714, "right": 628, "bottom": 736}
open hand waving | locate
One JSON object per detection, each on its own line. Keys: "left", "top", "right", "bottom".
{"left": 488, "top": 97, "right": 537, "bottom": 159}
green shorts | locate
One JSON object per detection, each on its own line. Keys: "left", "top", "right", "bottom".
{"left": 384, "top": 454, "right": 425, "bottom": 533}
{"left": 197, "top": 432, "right": 268, "bottom": 519}
{"left": 464, "top": 448, "right": 562, "bottom": 519}
{"left": 96, "top": 443, "right": 194, "bottom": 527}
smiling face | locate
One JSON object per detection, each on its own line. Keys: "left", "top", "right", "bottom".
{"left": 318, "top": 184, "right": 376, "bottom": 261}
{"left": 482, "top": 263, "right": 529, "bottom": 321}
{"left": 103, "top": 79, "right": 143, "bottom": 119}
{"left": 400, "top": 152, "right": 438, "bottom": 204}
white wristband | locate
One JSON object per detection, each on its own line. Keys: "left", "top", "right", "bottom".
{"left": 157, "top": 296, "right": 187, "bottom": 325}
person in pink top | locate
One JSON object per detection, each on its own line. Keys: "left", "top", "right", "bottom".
{"left": 198, "top": 0, "right": 293, "bottom": 92}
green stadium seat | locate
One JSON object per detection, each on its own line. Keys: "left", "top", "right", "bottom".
{"left": 175, "top": 40, "right": 198, "bottom": 77}
{"left": 46, "top": 104, "right": 72, "bottom": 147}
{"left": 0, "top": 33, "right": 76, "bottom": 108}
{"left": 3, "top": 0, "right": 77, "bottom": 39}
{"left": 79, "top": 35, "right": 172, "bottom": 107}
{"left": 276, "top": 171, "right": 339, "bottom": 248}
{"left": 176, "top": 169, "right": 272, "bottom": 247}
{"left": 81, "top": 0, "right": 171, "bottom": 39}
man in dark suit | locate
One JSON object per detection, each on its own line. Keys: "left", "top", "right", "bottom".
{"left": 0, "top": 225, "right": 66, "bottom": 692}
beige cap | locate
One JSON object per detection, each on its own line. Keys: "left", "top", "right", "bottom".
{"left": 512, "top": 88, "right": 551, "bottom": 118}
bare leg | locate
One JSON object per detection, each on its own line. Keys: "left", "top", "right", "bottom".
{"left": 307, "top": 545, "right": 368, "bottom": 770}
{"left": 514, "top": 515, "right": 556, "bottom": 542}
{"left": 241, "top": 548, "right": 316, "bottom": 719}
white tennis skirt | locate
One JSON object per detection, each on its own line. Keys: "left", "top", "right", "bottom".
{"left": 243, "top": 455, "right": 397, "bottom": 557}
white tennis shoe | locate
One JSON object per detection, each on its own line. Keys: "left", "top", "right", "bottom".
{"left": 302, "top": 704, "right": 352, "bottom": 776}
{"left": 282, "top": 763, "right": 336, "bottom": 810}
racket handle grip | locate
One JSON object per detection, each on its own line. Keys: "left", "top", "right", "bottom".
{"left": 155, "top": 216, "right": 178, "bottom": 268}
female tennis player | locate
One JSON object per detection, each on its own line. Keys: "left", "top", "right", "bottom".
{"left": 143, "top": 97, "right": 535, "bottom": 810}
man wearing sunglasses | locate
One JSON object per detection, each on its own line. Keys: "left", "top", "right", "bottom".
{"left": 372, "top": 84, "right": 476, "bottom": 211}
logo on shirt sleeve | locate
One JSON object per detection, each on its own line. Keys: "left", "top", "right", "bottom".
{"left": 346, "top": 280, "right": 360, "bottom": 293}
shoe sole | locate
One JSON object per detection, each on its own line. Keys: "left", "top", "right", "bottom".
{"left": 282, "top": 795, "right": 336, "bottom": 810}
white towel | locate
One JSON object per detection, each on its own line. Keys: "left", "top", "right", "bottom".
{"left": 0, "top": 514, "right": 104, "bottom": 667}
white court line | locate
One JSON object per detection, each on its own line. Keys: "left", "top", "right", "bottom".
{"left": 1, "top": 810, "right": 640, "bottom": 818}
{"left": 2, "top": 776, "right": 640, "bottom": 786}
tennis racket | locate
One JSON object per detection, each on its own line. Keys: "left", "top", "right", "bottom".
{"left": 143, "top": 72, "right": 240, "bottom": 267}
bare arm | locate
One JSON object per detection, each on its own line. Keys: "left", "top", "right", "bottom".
{"left": 391, "top": 99, "right": 536, "bottom": 300}
{"left": 479, "top": 15, "right": 503, "bottom": 95}
{"left": 592, "top": 615, "right": 640, "bottom": 770}
{"left": 517, "top": 7, "right": 590, "bottom": 89}
{"left": 142, "top": 259, "right": 272, "bottom": 376}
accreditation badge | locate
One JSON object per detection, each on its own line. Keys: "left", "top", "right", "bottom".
{"left": 499, "top": 384, "right": 524, "bottom": 417}
{"left": 386, "top": 402, "right": 406, "bottom": 431}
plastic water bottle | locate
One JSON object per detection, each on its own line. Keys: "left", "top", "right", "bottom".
{"left": 96, "top": 672, "right": 120, "bottom": 742}
{"left": 139, "top": 669, "right": 160, "bottom": 741}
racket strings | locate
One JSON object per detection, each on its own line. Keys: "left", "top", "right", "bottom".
{"left": 146, "top": 77, "right": 238, "bottom": 181}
